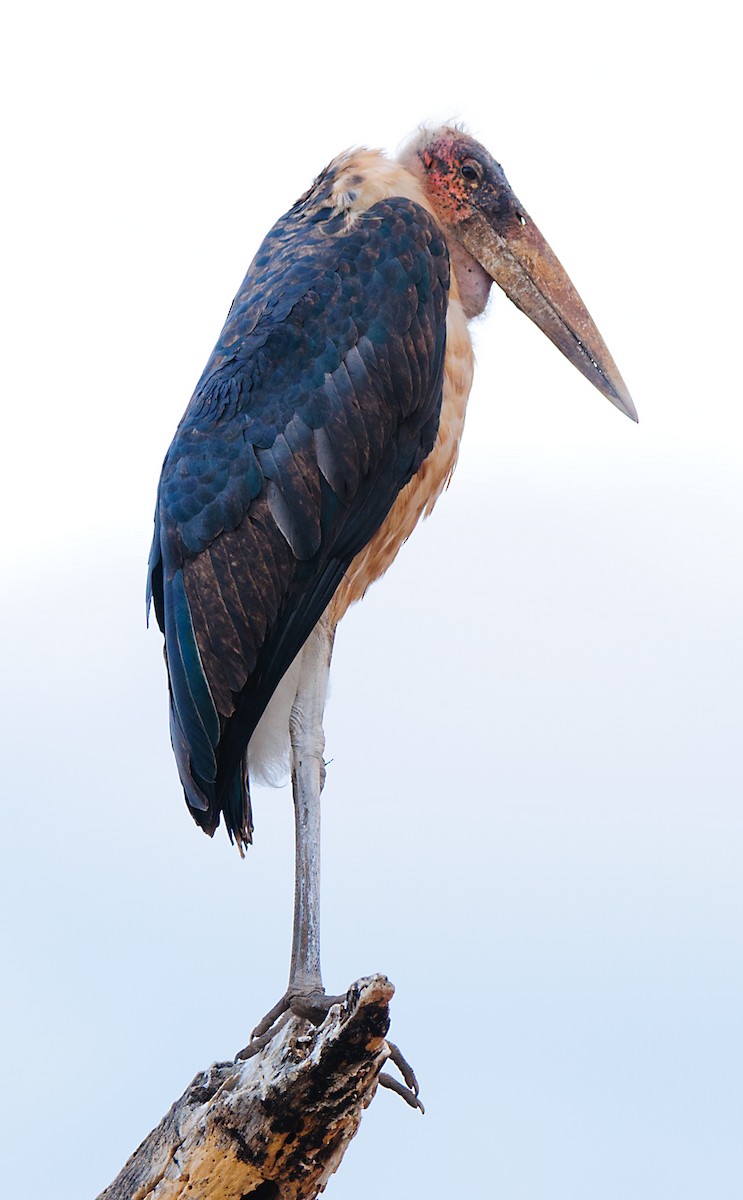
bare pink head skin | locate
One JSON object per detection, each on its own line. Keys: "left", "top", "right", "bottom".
{"left": 399, "top": 128, "right": 496, "bottom": 319}
{"left": 399, "top": 126, "right": 637, "bottom": 420}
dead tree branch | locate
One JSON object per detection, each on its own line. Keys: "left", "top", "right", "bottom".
{"left": 98, "top": 974, "right": 412, "bottom": 1200}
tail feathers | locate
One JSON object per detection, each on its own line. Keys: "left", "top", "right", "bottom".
{"left": 222, "top": 758, "right": 254, "bottom": 854}
{"left": 169, "top": 700, "right": 253, "bottom": 849}
{"left": 169, "top": 698, "right": 253, "bottom": 849}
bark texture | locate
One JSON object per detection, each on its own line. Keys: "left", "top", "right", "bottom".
{"left": 98, "top": 975, "right": 399, "bottom": 1200}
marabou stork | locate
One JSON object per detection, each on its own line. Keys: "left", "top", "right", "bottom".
{"left": 148, "top": 126, "right": 635, "bottom": 1075}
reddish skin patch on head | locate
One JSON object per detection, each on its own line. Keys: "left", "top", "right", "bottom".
{"left": 423, "top": 137, "right": 478, "bottom": 226}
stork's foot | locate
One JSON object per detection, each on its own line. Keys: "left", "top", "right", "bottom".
{"left": 236, "top": 987, "right": 424, "bottom": 1113}
{"left": 236, "top": 987, "right": 346, "bottom": 1061}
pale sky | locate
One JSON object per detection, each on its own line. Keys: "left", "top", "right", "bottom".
{"left": 1, "top": 2, "right": 741, "bottom": 1197}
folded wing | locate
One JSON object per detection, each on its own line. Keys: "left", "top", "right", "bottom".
{"left": 148, "top": 186, "right": 450, "bottom": 848}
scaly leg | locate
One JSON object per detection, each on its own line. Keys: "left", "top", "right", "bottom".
{"left": 244, "top": 614, "right": 343, "bottom": 1051}
{"left": 286, "top": 610, "right": 335, "bottom": 998}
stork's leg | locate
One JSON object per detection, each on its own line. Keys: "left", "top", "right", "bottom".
{"left": 246, "top": 614, "right": 343, "bottom": 1046}
{"left": 286, "top": 610, "right": 342, "bottom": 1003}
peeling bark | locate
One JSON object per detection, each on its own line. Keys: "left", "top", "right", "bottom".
{"left": 98, "top": 975, "right": 405, "bottom": 1200}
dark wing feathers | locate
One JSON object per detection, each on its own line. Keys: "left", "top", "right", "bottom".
{"left": 163, "top": 567, "right": 219, "bottom": 815}
{"left": 148, "top": 188, "right": 450, "bottom": 847}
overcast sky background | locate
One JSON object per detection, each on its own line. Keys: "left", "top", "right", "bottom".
{"left": 1, "top": 2, "right": 741, "bottom": 1196}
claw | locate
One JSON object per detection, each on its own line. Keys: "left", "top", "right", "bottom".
{"left": 386, "top": 1040, "right": 420, "bottom": 1096}
{"left": 377, "top": 1039, "right": 424, "bottom": 1111}
{"left": 378, "top": 1071, "right": 425, "bottom": 1113}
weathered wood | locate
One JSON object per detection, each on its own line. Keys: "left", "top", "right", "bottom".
{"left": 98, "top": 975, "right": 406, "bottom": 1200}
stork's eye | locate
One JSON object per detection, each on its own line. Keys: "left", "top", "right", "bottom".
{"left": 461, "top": 163, "right": 480, "bottom": 182}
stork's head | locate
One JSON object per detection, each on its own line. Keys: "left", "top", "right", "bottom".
{"left": 400, "top": 126, "right": 636, "bottom": 421}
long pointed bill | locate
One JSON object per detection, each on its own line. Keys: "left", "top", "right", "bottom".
{"left": 458, "top": 207, "right": 637, "bottom": 421}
